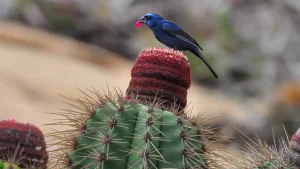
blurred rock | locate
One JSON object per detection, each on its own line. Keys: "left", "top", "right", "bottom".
{"left": 263, "top": 83, "right": 300, "bottom": 144}
{"left": 228, "top": 82, "right": 300, "bottom": 147}
{"left": 225, "top": 0, "right": 300, "bottom": 97}
{"left": 0, "top": 0, "right": 15, "bottom": 19}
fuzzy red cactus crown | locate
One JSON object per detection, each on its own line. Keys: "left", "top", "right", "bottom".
{"left": 126, "top": 47, "right": 191, "bottom": 110}
{"left": 0, "top": 119, "right": 48, "bottom": 168}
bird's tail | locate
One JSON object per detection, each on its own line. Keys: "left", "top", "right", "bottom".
{"left": 190, "top": 48, "right": 218, "bottom": 79}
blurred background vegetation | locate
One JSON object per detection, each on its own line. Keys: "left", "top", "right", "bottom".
{"left": 0, "top": 0, "right": 299, "bottom": 151}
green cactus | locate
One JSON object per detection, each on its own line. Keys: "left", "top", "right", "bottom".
{"left": 255, "top": 160, "right": 293, "bottom": 169}
{"left": 47, "top": 88, "right": 219, "bottom": 168}
{"left": 0, "top": 161, "right": 19, "bottom": 169}
{"left": 67, "top": 101, "right": 207, "bottom": 168}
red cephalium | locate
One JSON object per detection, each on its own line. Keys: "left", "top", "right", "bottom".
{"left": 0, "top": 118, "right": 48, "bottom": 168}
{"left": 126, "top": 47, "right": 191, "bottom": 110}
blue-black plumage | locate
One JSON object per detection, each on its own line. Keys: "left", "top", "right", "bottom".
{"left": 136, "top": 13, "right": 218, "bottom": 79}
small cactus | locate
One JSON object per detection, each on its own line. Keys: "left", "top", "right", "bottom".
{"left": 248, "top": 128, "right": 300, "bottom": 169}
{"left": 230, "top": 129, "right": 296, "bottom": 169}
{"left": 0, "top": 119, "right": 48, "bottom": 168}
{"left": 0, "top": 160, "right": 19, "bottom": 169}
{"left": 287, "top": 128, "right": 300, "bottom": 169}
{"left": 254, "top": 161, "right": 293, "bottom": 169}
{"left": 47, "top": 48, "right": 227, "bottom": 168}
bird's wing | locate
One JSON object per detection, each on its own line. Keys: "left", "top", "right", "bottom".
{"left": 161, "top": 21, "right": 203, "bottom": 50}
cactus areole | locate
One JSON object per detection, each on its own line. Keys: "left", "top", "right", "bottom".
{"left": 126, "top": 47, "right": 191, "bottom": 110}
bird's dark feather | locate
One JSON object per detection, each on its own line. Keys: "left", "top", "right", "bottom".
{"left": 161, "top": 21, "right": 203, "bottom": 50}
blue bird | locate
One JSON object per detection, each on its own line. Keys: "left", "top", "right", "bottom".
{"left": 136, "top": 13, "right": 218, "bottom": 79}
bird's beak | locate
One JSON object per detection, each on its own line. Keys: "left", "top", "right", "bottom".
{"left": 139, "top": 17, "right": 146, "bottom": 24}
{"left": 136, "top": 17, "right": 146, "bottom": 28}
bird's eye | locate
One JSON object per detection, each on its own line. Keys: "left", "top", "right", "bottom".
{"left": 144, "top": 15, "right": 151, "bottom": 20}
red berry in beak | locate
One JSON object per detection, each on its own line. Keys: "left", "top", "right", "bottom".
{"left": 136, "top": 21, "right": 143, "bottom": 28}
